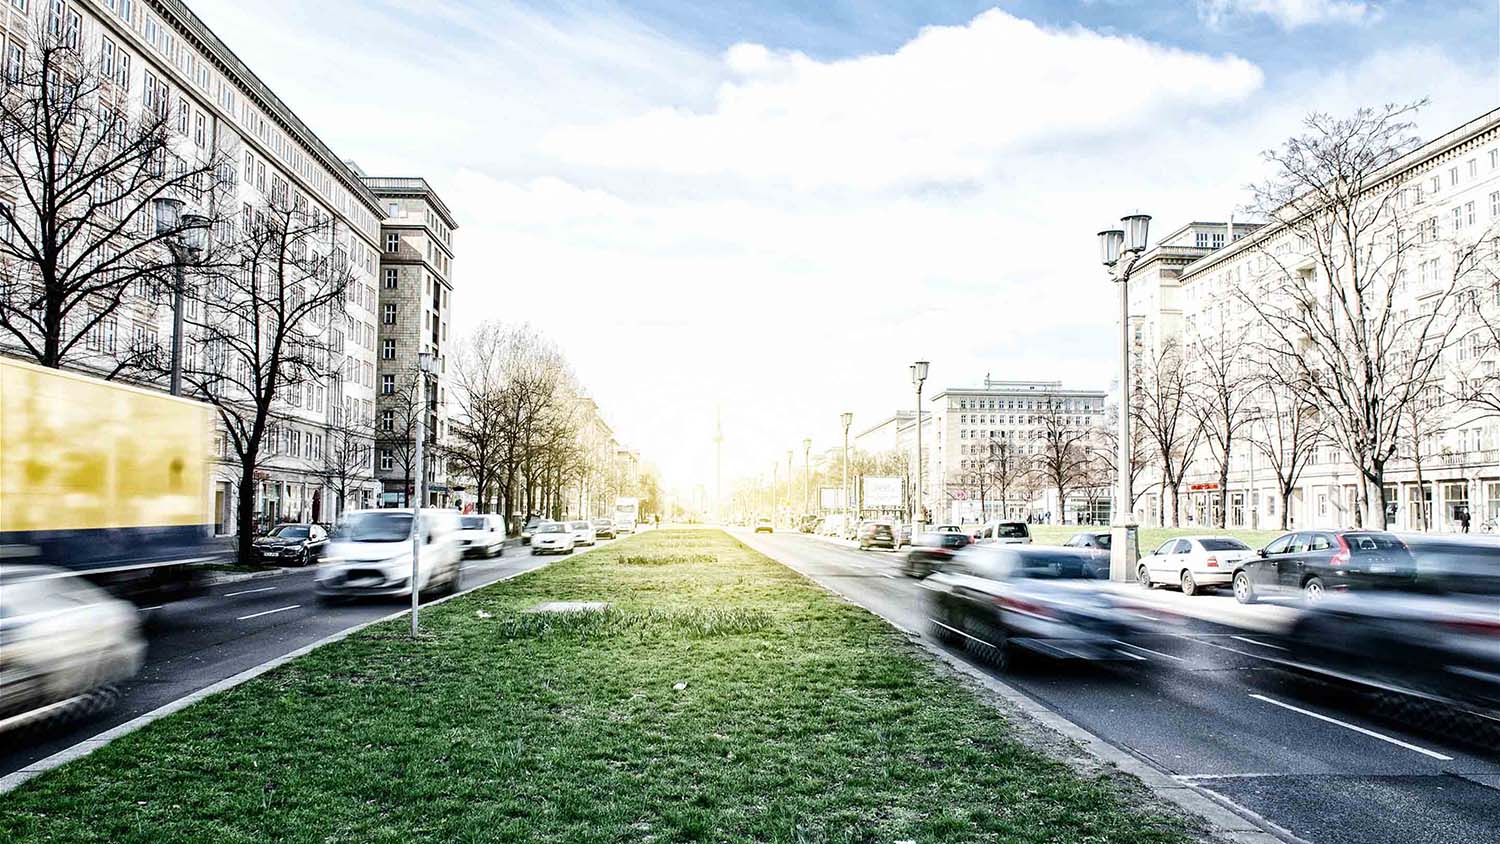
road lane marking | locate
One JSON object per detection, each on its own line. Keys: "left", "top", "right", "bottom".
{"left": 881, "top": 573, "right": 896, "bottom": 579}
{"left": 223, "top": 587, "right": 276, "bottom": 597}
{"left": 1231, "top": 635, "right": 1288, "bottom": 651}
{"left": 1114, "top": 641, "right": 1185, "bottom": 661}
{"left": 1113, "top": 648, "right": 1148, "bottom": 661}
{"left": 1247, "top": 693, "right": 1454, "bottom": 761}
{"left": 138, "top": 605, "right": 164, "bottom": 612}
{"left": 236, "top": 604, "right": 301, "bottom": 621}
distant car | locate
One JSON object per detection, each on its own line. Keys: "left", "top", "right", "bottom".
{"left": 857, "top": 520, "right": 897, "bottom": 550}
{"left": 904, "top": 531, "right": 971, "bottom": 578}
{"left": 315, "top": 509, "right": 462, "bottom": 602}
{"left": 455, "top": 514, "right": 505, "bottom": 559}
{"left": 567, "top": 520, "right": 597, "bottom": 547}
{"left": 933, "top": 524, "right": 965, "bottom": 534}
{"left": 251, "top": 523, "right": 328, "bottom": 567}
{"left": 972, "top": 520, "right": 1032, "bottom": 545}
{"left": 530, "top": 522, "right": 576, "bottom": 555}
{"left": 520, "top": 516, "right": 544, "bottom": 545}
{"left": 754, "top": 517, "right": 774, "bottom": 534}
{"left": 895, "top": 524, "right": 913, "bottom": 548}
{"left": 1232, "top": 530, "right": 1416, "bottom": 604}
{"left": 1138, "top": 535, "right": 1253, "bottom": 596}
{"left": 1064, "top": 531, "right": 1111, "bottom": 551}
{"left": 0, "top": 566, "right": 145, "bottom": 728}
{"left": 592, "top": 518, "right": 616, "bottom": 539}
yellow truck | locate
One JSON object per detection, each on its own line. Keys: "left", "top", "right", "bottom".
{"left": 0, "top": 356, "right": 217, "bottom": 603}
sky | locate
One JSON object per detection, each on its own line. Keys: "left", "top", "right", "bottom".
{"left": 189, "top": 0, "right": 1499, "bottom": 496}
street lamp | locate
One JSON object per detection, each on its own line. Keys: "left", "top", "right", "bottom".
{"left": 1245, "top": 405, "right": 1263, "bottom": 530}
{"left": 785, "top": 450, "right": 793, "bottom": 527}
{"left": 841, "top": 412, "right": 853, "bottom": 537}
{"left": 802, "top": 437, "right": 812, "bottom": 518}
{"left": 911, "top": 361, "right": 929, "bottom": 533}
{"left": 1098, "top": 212, "right": 1150, "bottom": 582}
{"left": 410, "top": 350, "right": 438, "bottom": 636}
{"left": 154, "top": 197, "right": 208, "bottom": 397}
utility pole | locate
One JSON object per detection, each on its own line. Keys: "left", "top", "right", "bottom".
{"left": 841, "top": 413, "right": 853, "bottom": 537}
{"left": 411, "top": 352, "right": 437, "bottom": 636}
{"left": 785, "top": 450, "right": 793, "bottom": 527}
{"left": 802, "top": 438, "right": 812, "bottom": 518}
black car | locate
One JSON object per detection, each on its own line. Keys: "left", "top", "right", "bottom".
{"left": 1064, "top": 531, "right": 1111, "bottom": 550}
{"left": 1233, "top": 529, "right": 1416, "bottom": 603}
{"left": 251, "top": 523, "right": 328, "bottom": 567}
{"left": 857, "top": 521, "right": 896, "bottom": 550}
{"left": 903, "top": 531, "right": 971, "bottom": 578}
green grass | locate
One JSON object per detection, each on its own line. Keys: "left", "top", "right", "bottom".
{"left": 0, "top": 529, "right": 1193, "bottom": 844}
{"left": 1028, "top": 524, "right": 1284, "bottom": 552}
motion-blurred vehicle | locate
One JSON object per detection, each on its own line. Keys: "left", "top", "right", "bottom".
{"left": 798, "top": 514, "right": 819, "bottom": 533}
{"left": 520, "top": 516, "right": 543, "bottom": 546}
{"left": 314, "top": 509, "right": 462, "bottom": 601}
{"left": 592, "top": 518, "right": 616, "bottom": 540}
{"left": 923, "top": 545, "right": 1150, "bottom": 671}
{"left": 754, "top": 517, "right": 775, "bottom": 534}
{"left": 251, "top": 523, "right": 328, "bottom": 567}
{"left": 456, "top": 514, "right": 505, "bottom": 558}
{"left": 568, "top": 520, "right": 597, "bottom": 547}
{"left": 1138, "top": 535, "right": 1253, "bottom": 596}
{"left": 1063, "top": 531, "right": 1111, "bottom": 550}
{"left": 530, "top": 522, "right": 576, "bottom": 554}
{"left": 857, "top": 520, "right": 897, "bottom": 550}
{"left": 903, "top": 531, "right": 971, "bottom": 578}
{"left": 0, "top": 566, "right": 145, "bottom": 730}
{"left": 933, "top": 524, "right": 965, "bottom": 534}
{"left": 972, "top": 520, "right": 1032, "bottom": 545}
{"left": 1, "top": 358, "right": 216, "bottom": 605}
{"left": 1233, "top": 530, "right": 1416, "bottom": 604}
{"left": 614, "top": 497, "right": 640, "bottom": 534}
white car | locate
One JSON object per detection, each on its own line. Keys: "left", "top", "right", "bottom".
{"left": 973, "top": 520, "right": 1032, "bottom": 545}
{"left": 1138, "top": 535, "right": 1255, "bottom": 595}
{"left": 530, "top": 522, "right": 576, "bottom": 555}
{"left": 316, "top": 509, "right": 463, "bottom": 601}
{"left": 455, "top": 514, "right": 505, "bottom": 558}
{"left": 567, "top": 520, "right": 597, "bottom": 547}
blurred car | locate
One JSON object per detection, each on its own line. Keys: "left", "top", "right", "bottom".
{"left": 314, "top": 509, "right": 462, "bottom": 602}
{"left": 857, "top": 520, "right": 897, "bottom": 550}
{"left": 251, "top": 523, "right": 328, "bottom": 567}
{"left": 0, "top": 566, "right": 145, "bottom": 728}
{"left": 1233, "top": 529, "right": 1416, "bottom": 604}
{"left": 903, "top": 531, "right": 971, "bottom": 578}
{"left": 1138, "top": 535, "right": 1253, "bottom": 596}
{"left": 455, "top": 514, "right": 505, "bottom": 559}
{"left": 973, "top": 520, "right": 1032, "bottom": 545}
{"left": 568, "top": 520, "right": 597, "bottom": 547}
{"left": 798, "top": 514, "right": 819, "bottom": 533}
{"left": 922, "top": 545, "right": 1148, "bottom": 671}
{"left": 530, "top": 522, "right": 576, "bottom": 554}
{"left": 520, "top": 516, "right": 544, "bottom": 545}
{"left": 933, "top": 524, "right": 965, "bottom": 534}
{"left": 754, "top": 517, "right": 774, "bottom": 534}
{"left": 895, "top": 523, "right": 913, "bottom": 548}
{"left": 1063, "top": 531, "right": 1111, "bottom": 551}
{"left": 592, "top": 518, "right": 616, "bottom": 540}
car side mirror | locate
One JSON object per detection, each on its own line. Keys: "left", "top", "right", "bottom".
{"left": 1256, "top": 548, "right": 1267, "bottom": 558}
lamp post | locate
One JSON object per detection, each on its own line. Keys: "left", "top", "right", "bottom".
{"left": 410, "top": 351, "right": 438, "bottom": 636}
{"left": 1245, "top": 405, "right": 1262, "bottom": 530}
{"left": 802, "top": 438, "right": 812, "bottom": 518}
{"left": 153, "top": 198, "right": 208, "bottom": 397}
{"left": 911, "top": 361, "right": 929, "bottom": 533}
{"left": 841, "top": 412, "right": 853, "bottom": 537}
{"left": 1098, "top": 212, "right": 1151, "bottom": 582}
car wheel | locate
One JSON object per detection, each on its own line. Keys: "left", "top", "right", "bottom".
{"left": 965, "top": 617, "right": 1014, "bottom": 672}
{"left": 1180, "top": 570, "right": 1197, "bottom": 596}
{"left": 1233, "top": 571, "right": 1256, "bottom": 604}
{"left": 1138, "top": 564, "right": 1152, "bottom": 588}
{"left": 1303, "top": 576, "right": 1326, "bottom": 603}
{"left": 928, "top": 611, "right": 960, "bottom": 645}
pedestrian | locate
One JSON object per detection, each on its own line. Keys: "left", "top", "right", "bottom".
{"left": 1460, "top": 507, "right": 1471, "bottom": 533}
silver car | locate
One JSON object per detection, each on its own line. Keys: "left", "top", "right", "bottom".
{"left": 315, "top": 509, "right": 463, "bottom": 602}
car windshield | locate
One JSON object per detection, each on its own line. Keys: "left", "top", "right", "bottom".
{"left": 995, "top": 523, "right": 1027, "bottom": 538}
{"left": 939, "top": 534, "right": 969, "bottom": 548}
{"left": 593, "top": 519, "right": 611, "bottom": 526}
{"left": 1200, "top": 538, "right": 1249, "bottom": 551}
{"left": 335, "top": 512, "right": 412, "bottom": 543}
{"left": 570, "top": 522, "right": 588, "bottom": 529}
{"left": 460, "top": 516, "right": 487, "bottom": 530}
{"left": 1014, "top": 552, "right": 1094, "bottom": 579}
{"left": 538, "top": 523, "right": 566, "bottom": 534}
{"left": 269, "top": 525, "right": 309, "bottom": 539}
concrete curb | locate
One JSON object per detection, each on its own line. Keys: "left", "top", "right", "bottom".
{"left": 737, "top": 531, "right": 1305, "bottom": 844}
{"left": 200, "top": 565, "right": 306, "bottom": 587}
{"left": 0, "top": 559, "right": 552, "bottom": 796}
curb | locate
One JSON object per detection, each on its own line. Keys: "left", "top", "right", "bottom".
{"left": 200, "top": 566, "right": 306, "bottom": 587}
{"left": 0, "top": 558, "right": 553, "bottom": 796}
{"left": 737, "top": 531, "right": 1304, "bottom": 844}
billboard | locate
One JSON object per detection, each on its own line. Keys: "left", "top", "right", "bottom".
{"left": 863, "top": 476, "right": 903, "bottom": 508}
{"left": 819, "top": 487, "right": 846, "bottom": 509}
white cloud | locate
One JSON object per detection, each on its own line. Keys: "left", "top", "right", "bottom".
{"left": 1197, "top": 0, "right": 1378, "bottom": 29}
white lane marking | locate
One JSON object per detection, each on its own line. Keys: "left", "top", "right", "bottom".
{"left": 1114, "top": 648, "right": 1148, "bottom": 661}
{"left": 1247, "top": 693, "right": 1454, "bottom": 761}
{"left": 881, "top": 573, "right": 896, "bottom": 579}
{"left": 236, "top": 604, "right": 301, "bottom": 621}
{"left": 223, "top": 587, "right": 276, "bottom": 598}
{"left": 1114, "top": 640, "right": 1186, "bottom": 661}
{"left": 138, "top": 605, "right": 164, "bottom": 612}
{"left": 1231, "top": 635, "right": 1288, "bottom": 651}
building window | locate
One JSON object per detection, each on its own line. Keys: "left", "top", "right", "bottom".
{"left": 383, "top": 268, "right": 397, "bottom": 289}
{"left": 381, "top": 338, "right": 395, "bottom": 360}
{"left": 382, "top": 303, "right": 396, "bottom": 325}
{"left": 381, "top": 410, "right": 394, "bottom": 432}
{"left": 1467, "top": 201, "right": 1477, "bottom": 226}
{"left": 381, "top": 374, "right": 395, "bottom": 395}
{"left": 379, "top": 449, "right": 393, "bottom": 471}
{"left": 385, "top": 233, "right": 399, "bottom": 252}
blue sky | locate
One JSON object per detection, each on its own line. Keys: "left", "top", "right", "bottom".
{"left": 194, "top": 0, "right": 1498, "bottom": 491}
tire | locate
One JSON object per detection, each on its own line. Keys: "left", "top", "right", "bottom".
{"left": 1138, "top": 564, "right": 1152, "bottom": 589}
{"left": 1181, "top": 570, "right": 1198, "bottom": 596}
{"left": 929, "top": 612, "right": 960, "bottom": 645}
{"left": 1303, "top": 576, "right": 1326, "bottom": 603}
{"left": 1233, "top": 571, "right": 1257, "bottom": 604}
{"left": 965, "top": 617, "right": 1014, "bottom": 672}
{"left": 530, "top": 549, "right": 539, "bottom": 556}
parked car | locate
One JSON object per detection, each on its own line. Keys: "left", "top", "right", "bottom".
{"left": 520, "top": 516, "right": 544, "bottom": 545}
{"left": 895, "top": 523, "right": 913, "bottom": 548}
{"left": 903, "top": 531, "right": 971, "bottom": 578}
{"left": 933, "top": 524, "right": 966, "bottom": 534}
{"left": 857, "top": 520, "right": 897, "bottom": 550}
{"left": 923, "top": 545, "right": 1148, "bottom": 671}
{"left": 530, "top": 522, "right": 576, "bottom": 555}
{"left": 592, "top": 518, "right": 616, "bottom": 540}
{"left": 1232, "top": 530, "right": 1417, "bottom": 604}
{"left": 1064, "top": 531, "right": 1111, "bottom": 551}
{"left": 251, "top": 523, "right": 329, "bottom": 567}
{"left": 754, "top": 517, "right": 775, "bottom": 534}
{"left": 972, "top": 520, "right": 1032, "bottom": 545}
{"left": 455, "top": 514, "right": 505, "bottom": 559}
{"left": 314, "top": 509, "right": 462, "bottom": 602}
{"left": 1138, "top": 535, "right": 1254, "bottom": 596}
{"left": 568, "top": 520, "right": 597, "bottom": 547}
{"left": 0, "top": 566, "right": 145, "bottom": 728}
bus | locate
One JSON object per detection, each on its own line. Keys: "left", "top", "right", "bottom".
{"left": 614, "top": 497, "right": 640, "bottom": 534}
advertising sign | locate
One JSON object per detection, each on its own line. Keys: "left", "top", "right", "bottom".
{"left": 863, "top": 476, "right": 903, "bottom": 508}
{"left": 819, "top": 487, "right": 846, "bottom": 509}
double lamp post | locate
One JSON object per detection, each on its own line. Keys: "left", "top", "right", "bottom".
{"left": 1097, "top": 212, "right": 1150, "bottom": 582}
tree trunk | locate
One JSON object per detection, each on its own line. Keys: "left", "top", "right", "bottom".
{"left": 1166, "top": 484, "right": 1181, "bottom": 527}
{"left": 236, "top": 461, "right": 259, "bottom": 564}
{"left": 1412, "top": 451, "right": 1426, "bottom": 532}
{"left": 1280, "top": 483, "right": 1292, "bottom": 530}
{"left": 1217, "top": 461, "right": 1230, "bottom": 529}
{"left": 1365, "top": 461, "right": 1388, "bottom": 531}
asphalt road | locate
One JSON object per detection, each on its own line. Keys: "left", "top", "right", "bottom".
{"left": 739, "top": 530, "right": 1500, "bottom": 844}
{"left": 0, "top": 537, "right": 588, "bottom": 778}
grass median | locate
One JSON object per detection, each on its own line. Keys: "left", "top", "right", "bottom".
{"left": 1, "top": 528, "right": 1193, "bottom": 844}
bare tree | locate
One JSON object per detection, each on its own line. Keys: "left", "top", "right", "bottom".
{"left": 1032, "top": 396, "right": 1094, "bottom": 525}
{"left": 319, "top": 416, "right": 375, "bottom": 523}
{"left": 375, "top": 367, "right": 423, "bottom": 506}
{"left": 0, "top": 31, "right": 231, "bottom": 373}
{"left": 446, "top": 323, "right": 511, "bottom": 514}
{"left": 1238, "top": 102, "right": 1492, "bottom": 527}
{"left": 1095, "top": 401, "right": 1155, "bottom": 519}
{"left": 1397, "top": 384, "right": 1449, "bottom": 531}
{"left": 1187, "top": 323, "right": 1259, "bottom": 528}
{"left": 1249, "top": 372, "right": 1324, "bottom": 530}
{"left": 1135, "top": 342, "right": 1202, "bottom": 526}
